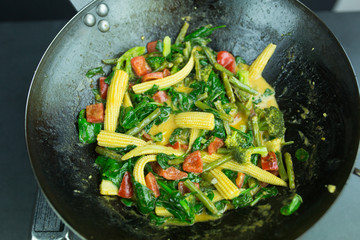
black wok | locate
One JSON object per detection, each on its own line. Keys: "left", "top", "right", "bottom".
{"left": 25, "top": 0, "right": 360, "bottom": 239}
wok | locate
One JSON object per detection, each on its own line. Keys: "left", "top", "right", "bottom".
{"left": 25, "top": 0, "right": 360, "bottom": 239}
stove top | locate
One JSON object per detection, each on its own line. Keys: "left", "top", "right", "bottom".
{"left": 31, "top": 191, "right": 81, "bottom": 240}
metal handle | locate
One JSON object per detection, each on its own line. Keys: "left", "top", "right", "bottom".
{"left": 353, "top": 168, "right": 360, "bottom": 177}
{"left": 69, "top": 0, "right": 95, "bottom": 12}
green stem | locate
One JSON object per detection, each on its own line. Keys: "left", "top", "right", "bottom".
{"left": 102, "top": 58, "right": 118, "bottom": 64}
{"left": 214, "top": 63, "right": 235, "bottom": 77}
{"left": 184, "top": 180, "right": 219, "bottom": 216}
{"left": 195, "top": 101, "right": 233, "bottom": 122}
{"left": 229, "top": 76, "right": 258, "bottom": 95}
{"left": 125, "top": 108, "right": 161, "bottom": 136}
{"left": 194, "top": 51, "right": 202, "bottom": 81}
{"left": 251, "top": 116, "right": 262, "bottom": 147}
{"left": 95, "top": 146, "right": 123, "bottom": 161}
{"left": 203, "top": 47, "right": 217, "bottom": 64}
{"left": 221, "top": 72, "right": 235, "bottom": 103}
{"left": 284, "top": 152, "right": 295, "bottom": 189}
{"left": 235, "top": 102, "right": 250, "bottom": 117}
{"left": 275, "top": 151, "right": 288, "bottom": 181}
{"left": 203, "top": 154, "right": 233, "bottom": 172}
{"left": 175, "top": 21, "right": 190, "bottom": 44}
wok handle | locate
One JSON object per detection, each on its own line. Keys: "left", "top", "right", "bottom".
{"left": 353, "top": 168, "right": 360, "bottom": 177}
{"left": 68, "top": 0, "right": 95, "bottom": 12}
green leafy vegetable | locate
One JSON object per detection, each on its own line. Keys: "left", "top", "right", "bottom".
{"left": 184, "top": 25, "right": 226, "bottom": 41}
{"left": 146, "top": 57, "right": 165, "bottom": 70}
{"left": 95, "top": 156, "right": 128, "bottom": 186}
{"left": 78, "top": 109, "right": 102, "bottom": 144}
{"left": 280, "top": 194, "right": 303, "bottom": 216}
{"left": 86, "top": 66, "right": 104, "bottom": 78}
{"left": 263, "top": 88, "right": 275, "bottom": 97}
{"left": 133, "top": 181, "right": 156, "bottom": 214}
{"left": 250, "top": 186, "right": 278, "bottom": 206}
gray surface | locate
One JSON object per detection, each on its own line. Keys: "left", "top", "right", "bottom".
{"left": 0, "top": 11, "right": 359, "bottom": 240}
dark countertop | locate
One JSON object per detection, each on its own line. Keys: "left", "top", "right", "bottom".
{"left": 0, "top": 11, "right": 359, "bottom": 240}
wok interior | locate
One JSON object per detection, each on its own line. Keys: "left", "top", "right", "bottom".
{"left": 26, "top": 0, "right": 360, "bottom": 239}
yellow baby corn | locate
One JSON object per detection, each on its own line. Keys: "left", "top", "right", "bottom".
{"left": 97, "top": 130, "right": 146, "bottom": 148}
{"left": 249, "top": 43, "right": 276, "bottom": 81}
{"left": 132, "top": 52, "right": 194, "bottom": 94}
{"left": 133, "top": 155, "right": 157, "bottom": 186}
{"left": 223, "top": 161, "right": 287, "bottom": 187}
{"left": 99, "top": 179, "right": 118, "bottom": 195}
{"left": 187, "top": 128, "right": 200, "bottom": 153}
{"left": 104, "top": 70, "right": 129, "bottom": 131}
{"left": 202, "top": 152, "right": 287, "bottom": 187}
{"left": 122, "top": 91, "right": 132, "bottom": 108}
{"left": 210, "top": 168, "right": 241, "bottom": 200}
{"left": 174, "top": 112, "right": 215, "bottom": 130}
{"left": 122, "top": 144, "right": 183, "bottom": 160}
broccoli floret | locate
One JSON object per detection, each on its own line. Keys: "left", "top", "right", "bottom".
{"left": 224, "top": 129, "right": 252, "bottom": 149}
{"left": 233, "top": 146, "right": 268, "bottom": 164}
{"left": 257, "top": 106, "right": 286, "bottom": 138}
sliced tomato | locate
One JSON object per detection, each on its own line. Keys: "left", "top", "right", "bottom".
{"left": 99, "top": 77, "right": 108, "bottom": 99}
{"left": 142, "top": 72, "right": 164, "bottom": 82}
{"left": 183, "top": 150, "right": 203, "bottom": 173}
{"left": 217, "top": 51, "right": 236, "bottom": 74}
{"left": 162, "top": 68, "right": 171, "bottom": 77}
{"left": 261, "top": 152, "right": 279, "bottom": 171}
{"left": 235, "top": 172, "right": 246, "bottom": 188}
{"left": 147, "top": 40, "right": 158, "bottom": 53}
{"left": 178, "top": 181, "right": 200, "bottom": 195}
{"left": 118, "top": 171, "right": 133, "bottom": 198}
{"left": 151, "top": 162, "right": 188, "bottom": 180}
{"left": 86, "top": 103, "right": 104, "bottom": 123}
{"left": 152, "top": 91, "right": 168, "bottom": 103}
{"left": 131, "top": 56, "right": 152, "bottom": 77}
{"left": 145, "top": 172, "right": 160, "bottom": 197}
{"left": 168, "top": 142, "right": 180, "bottom": 150}
{"left": 207, "top": 137, "right": 224, "bottom": 155}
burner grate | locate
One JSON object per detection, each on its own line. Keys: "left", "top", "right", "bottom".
{"left": 31, "top": 191, "right": 81, "bottom": 240}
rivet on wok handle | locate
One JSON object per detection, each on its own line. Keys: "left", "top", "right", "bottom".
{"left": 83, "top": 13, "right": 96, "bottom": 27}
{"left": 98, "top": 20, "right": 110, "bottom": 32}
{"left": 353, "top": 168, "right": 360, "bottom": 177}
{"left": 96, "top": 3, "right": 109, "bottom": 17}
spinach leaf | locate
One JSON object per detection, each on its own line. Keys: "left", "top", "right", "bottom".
{"left": 107, "top": 145, "right": 137, "bottom": 155}
{"left": 211, "top": 117, "right": 226, "bottom": 139}
{"left": 133, "top": 181, "right": 156, "bottom": 214}
{"left": 144, "top": 84, "right": 159, "bottom": 95}
{"left": 156, "top": 153, "right": 176, "bottom": 169}
{"left": 155, "top": 40, "right": 163, "bottom": 52}
{"left": 207, "top": 71, "right": 226, "bottom": 102}
{"left": 250, "top": 186, "right": 278, "bottom": 206}
{"left": 184, "top": 25, "right": 226, "bottom": 41}
{"left": 232, "top": 191, "right": 253, "bottom": 208}
{"left": 78, "top": 109, "right": 102, "bottom": 144}
{"left": 86, "top": 66, "right": 104, "bottom": 78}
{"left": 263, "top": 88, "right": 275, "bottom": 97}
{"left": 168, "top": 88, "right": 193, "bottom": 111}
{"left": 104, "top": 71, "right": 114, "bottom": 84}
{"left": 235, "top": 56, "right": 246, "bottom": 65}
{"left": 169, "top": 128, "right": 190, "bottom": 145}
{"left": 280, "top": 194, "right": 303, "bottom": 216}
{"left": 95, "top": 156, "right": 128, "bottom": 186}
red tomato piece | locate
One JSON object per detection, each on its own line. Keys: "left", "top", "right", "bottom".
{"left": 162, "top": 68, "right": 171, "bottom": 77}
{"left": 147, "top": 40, "right": 158, "bottom": 53}
{"left": 99, "top": 77, "right": 108, "bottom": 99}
{"left": 235, "top": 172, "right": 246, "bottom": 188}
{"left": 168, "top": 142, "right": 180, "bottom": 150}
{"left": 207, "top": 137, "right": 224, "bottom": 155}
{"left": 118, "top": 171, "right": 133, "bottom": 198}
{"left": 142, "top": 72, "right": 164, "bottom": 82}
{"left": 261, "top": 152, "right": 279, "bottom": 171}
{"left": 145, "top": 172, "right": 160, "bottom": 197}
{"left": 178, "top": 181, "right": 200, "bottom": 195}
{"left": 86, "top": 103, "right": 104, "bottom": 123}
{"left": 217, "top": 51, "right": 236, "bottom": 74}
{"left": 151, "top": 162, "right": 188, "bottom": 180}
{"left": 183, "top": 150, "right": 203, "bottom": 173}
{"left": 131, "top": 56, "right": 152, "bottom": 77}
{"left": 152, "top": 91, "right": 168, "bottom": 103}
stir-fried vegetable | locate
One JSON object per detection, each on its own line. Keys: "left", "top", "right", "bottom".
{"left": 77, "top": 22, "right": 302, "bottom": 226}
